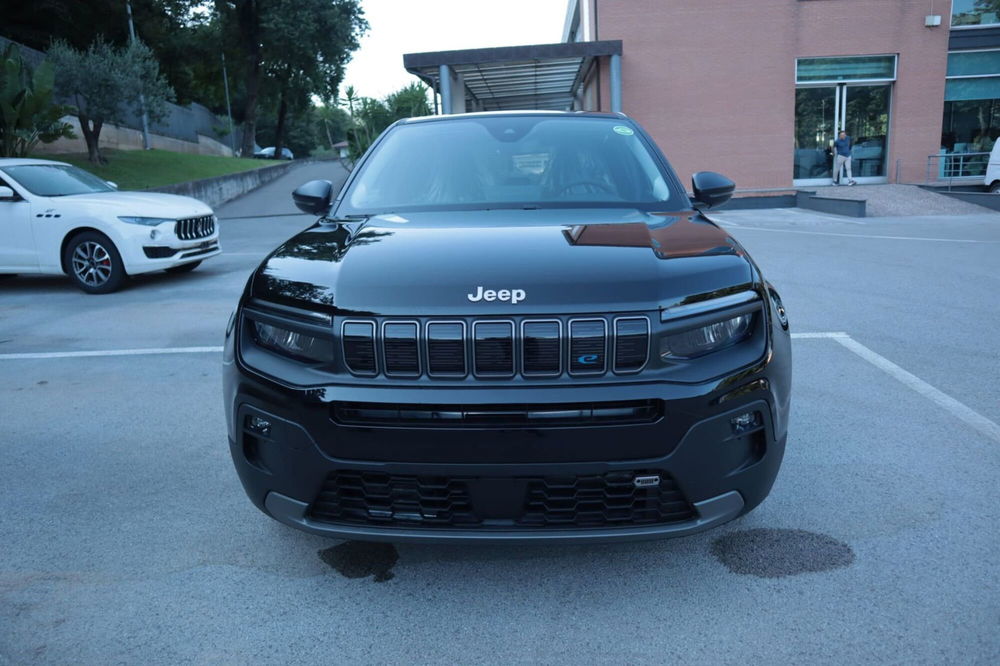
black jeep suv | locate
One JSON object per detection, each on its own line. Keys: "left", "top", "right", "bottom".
{"left": 223, "top": 112, "right": 791, "bottom": 543}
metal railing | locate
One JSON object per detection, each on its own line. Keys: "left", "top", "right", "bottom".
{"left": 925, "top": 151, "right": 990, "bottom": 188}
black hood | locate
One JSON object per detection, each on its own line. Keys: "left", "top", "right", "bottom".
{"left": 251, "top": 208, "right": 754, "bottom": 316}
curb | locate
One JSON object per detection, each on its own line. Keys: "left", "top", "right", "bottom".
{"left": 145, "top": 160, "right": 316, "bottom": 209}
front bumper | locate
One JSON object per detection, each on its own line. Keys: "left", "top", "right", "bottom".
{"left": 225, "top": 362, "right": 790, "bottom": 543}
{"left": 116, "top": 222, "right": 221, "bottom": 275}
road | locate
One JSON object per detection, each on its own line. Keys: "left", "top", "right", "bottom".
{"left": 1, "top": 182, "right": 998, "bottom": 663}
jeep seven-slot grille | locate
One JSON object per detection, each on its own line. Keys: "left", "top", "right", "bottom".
{"left": 307, "top": 470, "right": 696, "bottom": 529}
{"left": 341, "top": 316, "right": 650, "bottom": 379}
{"left": 175, "top": 215, "right": 215, "bottom": 240}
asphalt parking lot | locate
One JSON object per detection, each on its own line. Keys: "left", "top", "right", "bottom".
{"left": 2, "top": 173, "right": 999, "bottom": 663}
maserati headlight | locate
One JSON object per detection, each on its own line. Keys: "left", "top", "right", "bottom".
{"left": 252, "top": 321, "right": 333, "bottom": 363}
{"left": 659, "top": 313, "right": 754, "bottom": 359}
{"left": 118, "top": 216, "right": 175, "bottom": 226}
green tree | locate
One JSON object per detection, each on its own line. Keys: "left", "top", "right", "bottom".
{"left": 212, "top": 0, "right": 366, "bottom": 157}
{"left": 2, "top": 0, "right": 209, "bottom": 105}
{"left": 47, "top": 38, "right": 174, "bottom": 164}
{"left": 0, "top": 43, "right": 74, "bottom": 157}
{"left": 347, "top": 82, "right": 431, "bottom": 158}
{"left": 315, "top": 103, "right": 351, "bottom": 149}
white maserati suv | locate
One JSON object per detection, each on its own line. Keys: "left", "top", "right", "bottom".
{"left": 0, "top": 158, "right": 221, "bottom": 293}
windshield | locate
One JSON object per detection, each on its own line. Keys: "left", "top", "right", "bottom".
{"left": 2, "top": 164, "right": 114, "bottom": 196}
{"left": 339, "top": 116, "right": 683, "bottom": 215}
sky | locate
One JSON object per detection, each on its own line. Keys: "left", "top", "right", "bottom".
{"left": 341, "top": 0, "right": 571, "bottom": 101}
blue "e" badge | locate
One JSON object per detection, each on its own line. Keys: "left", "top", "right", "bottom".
{"left": 577, "top": 354, "right": 599, "bottom": 365}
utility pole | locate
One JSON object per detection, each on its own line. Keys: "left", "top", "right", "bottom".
{"left": 221, "top": 52, "right": 236, "bottom": 156}
{"left": 126, "top": 0, "right": 152, "bottom": 150}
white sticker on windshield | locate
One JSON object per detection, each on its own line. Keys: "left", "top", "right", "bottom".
{"left": 613, "top": 125, "right": 634, "bottom": 136}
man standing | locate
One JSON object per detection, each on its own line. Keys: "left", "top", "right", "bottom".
{"left": 833, "top": 130, "right": 857, "bottom": 185}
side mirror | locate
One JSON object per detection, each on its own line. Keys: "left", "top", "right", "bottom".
{"left": 691, "top": 171, "right": 735, "bottom": 209}
{"left": 106, "top": 181, "right": 118, "bottom": 190}
{"left": 292, "top": 179, "right": 334, "bottom": 215}
{"left": 0, "top": 186, "right": 16, "bottom": 200}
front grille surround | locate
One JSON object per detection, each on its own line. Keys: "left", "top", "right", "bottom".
{"left": 381, "top": 320, "right": 421, "bottom": 377}
{"left": 426, "top": 320, "right": 467, "bottom": 377}
{"left": 341, "top": 320, "right": 378, "bottom": 376}
{"left": 175, "top": 215, "right": 215, "bottom": 240}
{"left": 339, "top": 315, "right": 651, "bottom": 380}
{"left": 613, "top": 316, "right": 651, "bottom": 374}
{"left": 568, "top": 317, "right": 608, "bottom": 376}
{"left": 472, "top": 319, "right": 516, "bottom": 378}
{"left": 520, "top": 319, "right": 562, "bottom": 377}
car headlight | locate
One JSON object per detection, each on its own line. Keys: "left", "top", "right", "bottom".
{"left": 659, "top": 313, "right": 754, "bottom": 359}
{"left": 252, "top": 320, "right": 334, "bottom": 363}
{"left": 118, "top": 216, "right": 175, "bottom": 226}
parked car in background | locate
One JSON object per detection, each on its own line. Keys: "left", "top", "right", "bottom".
{"left": 254, "top": 147, "right": 294, "bottom": 160}
{"left": 985, "top": 141, "right": 1000, "bottom": 192}
{"left": 0, "top": 158, "right": 220, "bottom": 293}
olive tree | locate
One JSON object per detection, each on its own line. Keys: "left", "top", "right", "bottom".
{"left": 47, "top": 38, "right": 174, "bottom": 164}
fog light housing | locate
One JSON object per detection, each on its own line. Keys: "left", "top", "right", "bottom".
{"left": 247, "top": 415, "right": 272, "bottom": 437}
{"left": 730, "top": 411, "right": 761, "bottom": 435}
{"left": 150, "top": 229, "right": 161, "bottom": 240}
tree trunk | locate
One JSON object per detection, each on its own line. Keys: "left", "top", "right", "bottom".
{"left": 323, "top": 119, "right": 334, "bottom": 151}
{"left": 273, "top": 88, "right": 288, "bottom": 160}
{"left": 78, "top": 113, "right": 104, "bottom": 164}
{"left": 237, "top": 1, "right": 261, "bottom": 158}
{"left": 239, "top": 57, "right": 260, "bottom": 157}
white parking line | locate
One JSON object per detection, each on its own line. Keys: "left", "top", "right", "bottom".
{"left": 2, "top": 336, "right": 843, "bottom": 359}
{"left": 719, "top": 225, "right": 999, "bottom": 244}
{"left": 832, "top": 335, "right": 1000, "bottom": 445}
{"left": 2, "top": 332, "right": 997, "bottom": 444}
{"left": 0, "top": 346, "right": 224, "bottom": 360}
{"left": 790, "top": 331, "right": 848, "bottom": 339}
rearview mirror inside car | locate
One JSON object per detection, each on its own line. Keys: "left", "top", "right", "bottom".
{"left": 292, "top": 179, "right": 334, "bottom": 215}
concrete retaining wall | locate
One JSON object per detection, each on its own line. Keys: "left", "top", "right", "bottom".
{"left": 146, "top": 161, "right": 299, "bottom": 208}
{"left": 720, "top": 191, "right": 867, "bottom": 217}
{"left": 33, "top": 117, "right": 236, "bottom": 157}
{"left": 918, "top": 187, "right": 1000, "bottom": 213}
{"left": 796, "top": 191, "right": 867, "bottom": 217}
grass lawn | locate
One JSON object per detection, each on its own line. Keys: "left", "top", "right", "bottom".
{"left": 36, "top": 149, "right": 284, "bottom": 190}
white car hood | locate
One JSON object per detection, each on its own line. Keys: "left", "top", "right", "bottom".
{"left": 55, "top": 191, "right": 212, "bottom": 219}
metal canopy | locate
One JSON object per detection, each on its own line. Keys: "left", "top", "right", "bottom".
{"left": 403, "top": 40, "right": 623, "bottom": 112}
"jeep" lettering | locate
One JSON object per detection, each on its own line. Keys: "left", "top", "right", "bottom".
{"left": 467, "top": 286, "right": 526, "bottom": 304}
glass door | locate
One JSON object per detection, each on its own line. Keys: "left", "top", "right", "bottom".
{"left": 793, "top": 84, "right": 891, "bottom": 185}
{"left": 794, "top": 87, "right": 837, "bottom": 181}
{"left": 843, "top": 84, "right": 890, "bottom": 180}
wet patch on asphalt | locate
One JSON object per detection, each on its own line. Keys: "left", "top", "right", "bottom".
{"left": 711, "top": 528, "right": 855, "bottom": 578}
{"left": 319, "top": 541, "right": 399, "bottom": 582}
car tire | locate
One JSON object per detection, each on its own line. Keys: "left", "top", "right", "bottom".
{"left": 64, "top": 231, "right": 126, "bottom": 294}
{"left": 989, "top": 181, "right": 1000, "bottom": 193}
{"left": 165, "top": 260, "right": 202, "bottom": 274}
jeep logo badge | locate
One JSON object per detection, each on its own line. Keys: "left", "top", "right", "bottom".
{"left": 467, "top": 286, "right": 526, "bottom": 304}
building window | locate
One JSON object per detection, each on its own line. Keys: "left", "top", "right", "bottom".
{"left": 952, "top": 0, "right": 1000, "bottom": 27}
{"left": 941, "top": 50, "right": 1000, "bottom": 176}
{"left": 795, "top": 55, "right": 897, "bottom": 84}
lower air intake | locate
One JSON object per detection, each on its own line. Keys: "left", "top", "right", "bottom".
{"left": 307, "top": 470, "right": 696, "bottom": 529}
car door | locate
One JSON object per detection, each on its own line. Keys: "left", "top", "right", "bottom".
{"left": 0, "top": 174, "right": 38, "bottom": 271}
